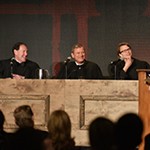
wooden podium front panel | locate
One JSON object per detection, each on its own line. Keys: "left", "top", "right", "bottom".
{"left": 0, "top": 79, "right": 138, "bottom": 146}
{"left": 138, "top": 70, "right": 150, "bottom": 150}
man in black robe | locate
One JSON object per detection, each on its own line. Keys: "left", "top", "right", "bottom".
{"left": 0, "top": 42, "right": 40, "bottom": 79}
{"left": 57, "top": 43, "right": 103, "bottom": 79}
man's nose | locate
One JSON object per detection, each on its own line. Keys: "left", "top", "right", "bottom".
{"left": 25, "top": 52, "right": 28, "bottom": 56}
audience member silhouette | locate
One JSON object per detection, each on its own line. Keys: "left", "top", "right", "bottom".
{"left": 144, "top": 132, "right": 150, "bottom": 150}
{"left": 89, "top": 116, "right": 116, "bottom": 150}
{"left": 10, "top": 105, "right": 48, "bottom": 150}
{"left": 45, "top": 109, "right": 75, "bottom": 150}
{"left": 115, "top": 113, "right": 143, "bottom": 150}
{"left": 0, "top": 110, "right": 12, "bottom": 150}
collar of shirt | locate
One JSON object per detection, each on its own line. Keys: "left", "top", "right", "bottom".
{"left": 13, "top": 58, "right": 25, "bottom": 66}
{"left": 75, "top": 62, "right": 84, "bottom": 66}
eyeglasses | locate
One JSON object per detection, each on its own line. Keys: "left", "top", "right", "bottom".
{"left": 120, "top": 48, "right": 131, "bottom": 53}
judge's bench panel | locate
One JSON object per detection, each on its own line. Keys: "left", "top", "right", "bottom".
{"left": 0, "top": 79, "right": 138, "bottom": 146}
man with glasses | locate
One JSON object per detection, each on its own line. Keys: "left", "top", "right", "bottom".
{"left": 108, "top": 42, "right": 150, "bottom": 80}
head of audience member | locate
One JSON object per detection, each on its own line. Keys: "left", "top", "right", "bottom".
{"left": 12, "top": 42, "right": 28, "bottom": 63}
{"left": 14, "top": 105, "right": 34, "bottom": 128}
{"left": 115, "top": 113, "right": 143, "bottom": 150}
{"left": 0, "top": 110, "right": 5, "bottom": 130}
{"left": 71, "top": 43, "right": 86, "bottom": 64}
{"left": 89, "top": 116, "right": 116, "bottom": 150}
{"left": 117, "top": 42, "right": 132, "bottom": 60}
{"left": 47, "top": 109, "right": 75, "bottom": 150}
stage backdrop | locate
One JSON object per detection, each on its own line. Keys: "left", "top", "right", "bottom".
{"left": 0, "top": 0, "right": 150, "bottom": 77}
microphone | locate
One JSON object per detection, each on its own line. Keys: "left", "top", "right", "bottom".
{"left": 110, "top": 58, "right": 123, "bottom": 65}
{"left": 10, "top": 57, "right": 15, "bottom": 64}
{"left": 64, "top": 56, "right": 72, "bottom": 64}
{"left": 10, "top": 57, "right": 15, "bottom": 77}
{"left": 110, "top": 58, "right": 124, "bottom": 80}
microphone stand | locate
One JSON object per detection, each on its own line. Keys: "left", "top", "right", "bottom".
{"left": 10, "top": 58, "right": 14, "bottom": 78}
{"left": 64, "top": 57, "right": 71, "bottom": 79}
{"left": 114, "top": 64, "right": 117, "bottom": 80}
{"left": 65, "top": 63, "right": 68, "bottom": 79}
{"left": 110, "top": 59, "right": 122, "bottom": 80}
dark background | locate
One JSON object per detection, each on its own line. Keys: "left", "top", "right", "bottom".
{"left": 0, "top": 0, "right": 150, "bottom": 78}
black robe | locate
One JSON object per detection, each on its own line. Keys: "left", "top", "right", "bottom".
{"left": 108, "top": 58, "right": 150, "bottom": 80}
{"left": 0, "top": 58, "right": 40, "bottom": 79}
{"left": 57, "top": 60, "right": 103, "bottom": 79}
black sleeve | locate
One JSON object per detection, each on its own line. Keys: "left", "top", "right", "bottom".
{"left": 145, "top": 62, "right": 150, "bottom": 69}
{"left": 0, "top": 60, "right": 12, "bottom": 78}
{"left": 86, "top": 62, "right": 103, "bottom": 79}
{"left": 30, "top": 63, "right": 40, "bottom": 79}
{"left": 26, "top": 61, "right": 40, "bottom": 79}
{"left": 93, "top": 64, "right": 103, "bottom": 79}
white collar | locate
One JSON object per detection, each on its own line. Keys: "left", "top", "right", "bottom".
{"left": 75, "top": 62, "right": 84, "bottom": 66}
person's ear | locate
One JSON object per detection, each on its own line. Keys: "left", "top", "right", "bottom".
{"left": 32, "top": 116, "right": 34, "bottom": 121}
{"left": 119, "top": 53, "right": 123, "bottom": 59}
{"left": 14, "top": 49, "right": 17, "bottom": 56}
{"left": 71, "top": 52, "right": 74, "bottom": 59}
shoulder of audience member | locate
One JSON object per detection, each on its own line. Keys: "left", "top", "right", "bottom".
{"left": 34, "top": 128, "right": 49, "bottom": 138}
{"left": 145, "top": 133, "right": 150, "bottom": 139}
